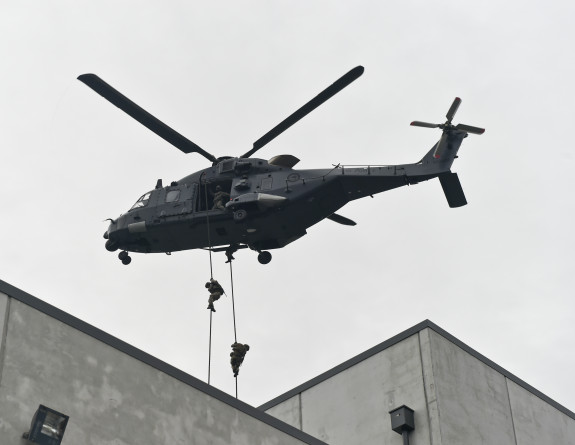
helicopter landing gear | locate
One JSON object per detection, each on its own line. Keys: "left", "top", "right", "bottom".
{"left": 257, "top": 251, "right": 272, "bottom": 265}
{"left": 233, "top": 209, "right": 247, "bottom": 222}
{"left": 105, "top": 239, "right": 119, "bottom": 252}
{"left": 118, "top": 251, "right": 131, "bottom": 265}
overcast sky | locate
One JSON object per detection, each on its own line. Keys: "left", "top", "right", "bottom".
{"left": 2, "top": 1, "right": 574, "bottom": 411}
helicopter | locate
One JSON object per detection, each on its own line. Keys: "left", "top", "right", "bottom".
{"left": 78, "top": 66, "right": 484, "bottom": 265}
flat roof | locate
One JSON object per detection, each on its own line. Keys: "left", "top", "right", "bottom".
{"left": 0, "top": 279, "right": 328, "bottom": 445}
{"left": 258, "top": 319, "right": 575, "bottom": 421}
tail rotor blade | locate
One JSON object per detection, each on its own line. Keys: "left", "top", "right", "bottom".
{"left": 411, "top": 121, "right": 440, "bottom": 128}
{"left": 456, "top": 123, "right": 485, "bottom": 135}
{"left": 446, "top": 97, "right": 462, "bottom": 122}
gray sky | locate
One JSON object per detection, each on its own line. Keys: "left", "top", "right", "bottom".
{"left": 2, "top": 1, "right": 574, "bottom": 410}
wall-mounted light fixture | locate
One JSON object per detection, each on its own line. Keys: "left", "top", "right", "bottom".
{"left": 22, "top": 405, "right": 69, "bottom": 445}
{"left": 389, "top": 405, "right": 415, "bottom": 445}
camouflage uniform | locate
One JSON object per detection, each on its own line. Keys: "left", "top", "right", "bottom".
{"left": 225, "top": 244, "right": 239, "bottom": 263}
{"left": 212, "top": 185, "right": 230, "bottom": 210}
{"left": 230, "top": 342, "right": 250, "bottom": 377}
{"left": 205, "top": 278, "right": 224, "bottom": 312}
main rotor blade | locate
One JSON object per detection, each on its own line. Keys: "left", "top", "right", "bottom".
{"left": 446, "top": 97, "right": 462, "bottom": 122}
{"left": 78, "top": 74, "right": 217, "bottom": 163}
{"left": 455, "top": 123, "right": 485, "bottom": 135}
{"left": 411, "top": 121, "right": 440, "bottom": 128}
{"left": 242, "top": 66, "right": 365, "bottom": 158}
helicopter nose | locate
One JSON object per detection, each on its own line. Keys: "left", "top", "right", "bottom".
{"left": 103, "top": 231, "right": 109, "bottom": 239}
{"left": 105, "top": 226, "right": 130, "bottom": 252}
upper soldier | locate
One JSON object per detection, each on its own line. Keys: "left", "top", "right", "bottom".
{"left": 212, "top": 185, "right": 230, "bottom": 210}
{"left": 205, "top": 278, "right": 224, "bottom": 312}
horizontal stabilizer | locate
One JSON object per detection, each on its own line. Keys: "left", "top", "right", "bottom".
{"left": 327, "top": 213, "right": 357, "bottom": 226}
{"left": 438, "top": 172, "right": 467, "bottom": 208}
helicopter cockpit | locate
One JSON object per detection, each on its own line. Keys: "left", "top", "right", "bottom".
{"left": 130, "top": 192, "right": 152, "bottom": 211}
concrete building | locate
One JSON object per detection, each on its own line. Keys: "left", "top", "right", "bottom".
{"left": 261, "top": 322, "right": 575, "bottom": 444}
{"left": 1, "top": 278, "right": 574, "bottom": 444}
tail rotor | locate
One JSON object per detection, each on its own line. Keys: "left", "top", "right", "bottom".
{"left": 411, "top": 97, "right": 485, "bottom": 159}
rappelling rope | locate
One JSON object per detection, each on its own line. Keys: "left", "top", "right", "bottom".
{"left": 203, "top": 175, "right": 214, "bottom": 279}
{"left": 203, "top": 174, "right": 214, "bottom": 385}
{"left": 229, "top": 260, "right": 238, "bottom": 343}
{"left": 229, "top": 259, "right": 239, "bottom": 398}
{"left": 208, "top": 311, "right": 213, "bottom": 385}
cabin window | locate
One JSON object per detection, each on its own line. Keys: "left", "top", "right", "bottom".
{"left": 166, "top": 190, "right": 180, "bottom": 203}
{"left": 130, "top": 192, "right": 152, "bottom": 210}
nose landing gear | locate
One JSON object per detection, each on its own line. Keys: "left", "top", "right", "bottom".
{"left": 118, "top": 251, "right": 132, "bottom": 265}
{"left": 257, "top": 251, "right": 272, "bottom": 265}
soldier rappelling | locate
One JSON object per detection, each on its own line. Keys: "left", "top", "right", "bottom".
{"left": 205, "top": 278, "right": 224, "bottom": 312}
{"left": 230, "top": 342, "right": 249, "bottom": 377}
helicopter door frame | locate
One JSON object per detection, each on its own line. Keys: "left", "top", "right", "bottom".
{"left": 195, "top": 179, "right": 233, "bottom": 213}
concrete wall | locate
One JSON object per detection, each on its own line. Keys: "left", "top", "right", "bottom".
{"left": 266, "top": 331, "right": 434, "bottom": 445}
{"left": 264, "top": 327, "right": 575, "bottom": 445}
{"left": 507, "top": 379, "right": 575, "bottom": 445}
{"left": 427, "top": 329, "right": 516, "bottom": 445}
{"left": 0, "top": 290, "right": 325, "bottom": 445}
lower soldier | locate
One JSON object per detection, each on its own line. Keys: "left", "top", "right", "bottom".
{"left": 205, "top": 278, "right": 224, "bottom": 312}
{"left": 230, "top": 342, "right": 250, "bottom": 377}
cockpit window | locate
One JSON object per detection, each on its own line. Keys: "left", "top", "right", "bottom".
{"left": 166, "top": 190, "right": 180, "bottom": 203}
{"left": 130, "top": 192, "right": 152, "bottom": 210}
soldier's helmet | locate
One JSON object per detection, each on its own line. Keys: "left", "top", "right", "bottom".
{"left": 245, "top": 345, "right": 250, "bottom": 351}
{"left": 205, "top": 282, "right": 210, "bottom": 288}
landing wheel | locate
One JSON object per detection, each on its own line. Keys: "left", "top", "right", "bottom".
{"left": 118, "top": 251, "right": 129, "bottom": 261}
{"left": 257, "top": 251, "right": 272, "bottom": 264}
{"left": 121, "top": 255, "right": 132, "bottom": 265}
{"left": 105, "top": 239, "right": 119, "bottom": 252}
{"left": 233, "top": 209, "right": 247, "bottom": 222}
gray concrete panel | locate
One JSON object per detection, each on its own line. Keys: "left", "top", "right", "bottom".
{"left": 507, "top": 379, "right": 575, "bottom": 445}
{"left": 429, "top": 329, "right": 516, "bottom": 445}
{"left": 0, "top": 292, "right": 9, "bottom": 389}
{"left": 0, "top": 292, "right": 7, "bottom": 328}
{"left": 418, "top": 328, "right": 443, "bottom": 445}
{"left": 265, "top": 394, "right": 302, "bottom": 430}
{"left": 0, "top": 299, "right": 320, "bottom": 445}
{"left": 297, "top": 333, "right": 431, "bottom": 445}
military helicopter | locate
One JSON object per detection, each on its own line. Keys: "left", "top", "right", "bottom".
{"left": 78, "top": 66, "right": 484, "bottom": 265}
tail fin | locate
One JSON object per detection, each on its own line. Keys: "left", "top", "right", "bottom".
{"left": 438, "top": 172, "right": 467, "bottom": 208}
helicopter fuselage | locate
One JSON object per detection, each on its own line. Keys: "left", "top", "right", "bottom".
{"left": 105, "top": 134, "right": 464, "bottom": 257}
